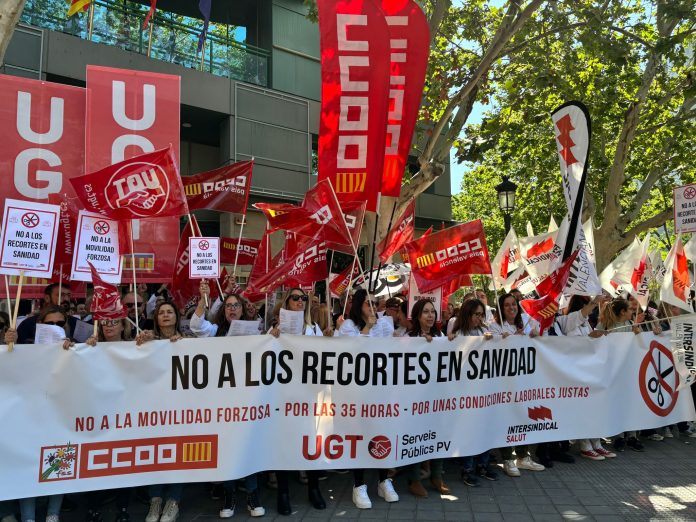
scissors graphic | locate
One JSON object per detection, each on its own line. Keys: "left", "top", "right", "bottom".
{"left": 648, "top": 353, "right": 674, "bottom": 407}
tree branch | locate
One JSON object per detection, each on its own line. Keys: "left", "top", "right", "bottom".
{"left": 624, "top": 208, "right": 673, "bottom": 239}
{"left": 505, "top": 21, "right": 588, "bottom": 54}
{"left": 0, "top": 0, "right": 26, "bottom": 66}
{"left": 608, "top": 24, "right": 654, "bottom": 48}
{"left": 428, "top": 0, "right": 451, "bottom": 48}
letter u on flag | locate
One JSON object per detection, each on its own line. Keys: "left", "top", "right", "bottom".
{"left": 69, "top": 146, "right": 189, "bottom": 221}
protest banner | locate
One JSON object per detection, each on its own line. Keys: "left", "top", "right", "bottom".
{"left": 71, "top": 211, "right": 122, "bottom": 283}
{"left": 407, "top": 275, "right": 442, "bottom": 319}
{"left": 0, "top": 199, "right": 60, "bottom": 278}
{"left": 189, "top": 237, "right": 221, "bottom": 279}
{"left": 673, "top": 184, "right": 696, "bottom": 234}
{"left": 0, "top": 329, "right": 693, "bottom": 500}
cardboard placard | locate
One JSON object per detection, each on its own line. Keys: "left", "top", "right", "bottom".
{"left": 188, "top": 237, "right": 220, "bottom": 279}
{"left": 71, "top": 211, "right": 122, "bottom": 283}
{"left": 0, "top": 199, "right": 60, "bottom": 277}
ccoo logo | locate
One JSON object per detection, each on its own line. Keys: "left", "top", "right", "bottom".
{"left": 106, "top": 161, "right": 170, "bottom": 217}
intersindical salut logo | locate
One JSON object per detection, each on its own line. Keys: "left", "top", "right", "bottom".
{"left": 38, "top": 435, "right": 218, "bottom": 482}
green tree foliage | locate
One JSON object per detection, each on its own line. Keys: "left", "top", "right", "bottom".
{"left": 453, "top": 0, "right": 695, "bottom": 269}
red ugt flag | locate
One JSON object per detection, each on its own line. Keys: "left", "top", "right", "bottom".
{"left": 403, "top": 220, "right": 491, "bottom": 293}
{"left": 183, "top": 160, "right": 253, "bottom": 213}
{"left": 377, "top": 199, "right": 415, "bottom": 262}
{"left": 89, "top": 263, "right": 127, "bottom": 320}
{"left": 69, "top": 146, "right": 189, "bottom": 221}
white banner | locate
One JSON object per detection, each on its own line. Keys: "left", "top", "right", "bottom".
{"left": 71, "top": 211, "right": 122, "bottom": 283}
{"left": 0, "top": 198, "right": 60, "bottom": 277}
{"left": 673, "top": 184, "right": 696, "bottom": 234}
{"left": 0, "top": 330, "right": 694, "bottom": 501}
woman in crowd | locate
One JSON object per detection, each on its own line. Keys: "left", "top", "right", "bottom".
{"left": 405, "top": 300, "right": 450, "bottom": 498}
{"left": 188, "top": 280, "right": 265, "bottom": 518}
{"left": 489, "top": 293, "right": 545, "bottom": 476}
{"left": 337, "top": 289, "right": 399, "bottom": 509}
{"left": 269, "top": 288, "right": 327, "bottom": 514}
{"left": 555, "top": 296, "right": 616, "bottom": 461}
{"left": 5, "top": 306, "right": 68, "bottom": 522}
{"left": 597, "top": 298, "right": 645, "bottom": 451}
{"left": 448, "top": 299, "right": 498, "bottom": 485}
{"left": 135, "top": 301, "right": 189, "bottom": 522}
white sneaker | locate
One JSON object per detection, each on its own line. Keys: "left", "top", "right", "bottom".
{"left": 159, "top": 500, "right": 179, "bottom": 522}
{"left": 516, "top": 456, "right": 545, "bottom": 471}
{"left": 352, "top": 484, "right": 372, "bottom": 509}
{"left": 664, "top": 427, "right": 674, "bottom": 438}
{"left": 146, "top": 497, "right": 163, "bottom": 522}
{"left": 46, "top": 517, "right": 59, "bottom": 522}
{"left": 647, "top": 433, "right": 664, "bottom": 441}
{"left": 688, "top": 430, "right": 696, "bottom": 438}
{"left": 377, "top": 478, "right": 399, "bottom": 502}
{"left": 503, "top": 459, "right": 520, "bottom": 477}
{"left": 2, "top": 517, "right": 19, "bottom": 522}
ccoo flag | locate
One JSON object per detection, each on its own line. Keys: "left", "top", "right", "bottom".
{"left": 183, "top": 160, "right": 253, "bottom": 213}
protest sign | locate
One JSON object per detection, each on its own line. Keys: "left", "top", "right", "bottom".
{"left": 673, "top": 184, "right": 696, "bottom": 234}
{"left": 407, "top": 275, "right": 442, "bottom": 319}
{"left": 189, "top": 237, "right": 220, "bottom": 279}
{"left": 0, "top": 199, "right": 60, "bottom": 277}
{"left": 71, "top": 211, "right": 122, "bottom": 283}
{"left": 0, "top": 330, "right": 693, "bottom": 500}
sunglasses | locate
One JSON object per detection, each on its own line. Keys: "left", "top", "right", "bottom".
{"left": 288, "top": 295, "right": 308, "bottom": 302}
{"left": 225, "top": 303, "right": 242, "bottom": 310}
{"left": 125, "top": 302, "right": 141, "bottom": 308}
{"left": 101, "top": 320, "right": 121, "bottom": 327}
{"left": 44, "top": 320, "right": 66, "bottom": 328}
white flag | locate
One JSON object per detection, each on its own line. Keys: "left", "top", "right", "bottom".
{"left": 660, "top": 234, "right": 691, "bottom": 312}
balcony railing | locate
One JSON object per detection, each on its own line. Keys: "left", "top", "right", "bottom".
{"left": 20, "top": 0, "right": 269, "bottom": 87}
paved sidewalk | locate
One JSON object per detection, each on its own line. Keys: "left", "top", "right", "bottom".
{"left": 56, "top": 435, "right": 696, "bottom": 522}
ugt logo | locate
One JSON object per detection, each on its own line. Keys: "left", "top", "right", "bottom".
{"left": 106, "top": 161, "right": 169, "bottom": 217}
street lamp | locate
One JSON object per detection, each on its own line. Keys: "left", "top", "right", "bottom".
{"left": 495, "top": 176, "right": 517, "bottom": 234}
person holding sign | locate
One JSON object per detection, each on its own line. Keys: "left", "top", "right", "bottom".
{"left": 189, "top": 280, "right": 265, "bottom": 519}
{"left": 406, "top": 299, "right": 450, "bottom": 498}
{"left": 269, "top": 288, "right": 326, "bottom": 514}
{"left": 337, "top": 289, "right": 399, "bottom": 509}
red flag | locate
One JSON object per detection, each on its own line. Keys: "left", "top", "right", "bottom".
{"left": 403, "top": 220, "right": 491, "bottom": 293}
{"left": 255, "top": 180, "right": 354, "bottom": 251}
{"left": 220, "top": 237, "right": 261, "bottom": 265}
{"left": 520, "top": 250, "right": 579, "bottom": 334}
{"left": 377, "top": 199, "right": 415, "bottom": 262}
{"left": 170, "top": 216, "right": 219, "bottom": 310}
{"left": 68, "top": 0, "right": 92, "bottom": 16}
{"left": 325, "top": 200, "right": 366, "bottom": 253}
{"left": 248, "top": 233, "right": 328, "bottom": 294}
{"left": 143, "top": 0, "right": 157, "bottom": 29}
{"left": 47, "top": 193, "right": 79, "bottom": 278}
{"left": 330, "top": 260, "right": 361, "bottom": 297}
{"left": 379, "top": 0, "right": 429, "bottom": 196}
{"left": 89, "top": 262, "right": 127, "bottom": 320}
{"left": 317, "top": 0, "right": 391, "bottom": 212}
{"left": 183, "top": 160, "right": 253, "bottom": 213}
{"left": 69, "top": 146, "right": 189, "bottom": 221}
{"left": 441, "top": 274, "right": 474, "bottom": 306}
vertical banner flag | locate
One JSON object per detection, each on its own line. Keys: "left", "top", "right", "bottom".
{"left": 377, "top": 199, "right": 415, "bottom": 262}
{"left": 183, "top": 161, "right": 254, "bottom": 213}
{"left": 551, "top": 101, "right": 601, "bottom": 295}
{"left": 403, "top": 220, "right": 491, "bottom": 293}
{"left": 47, "top": 193, "right": 80, "bottom": 284}
{"left": 379, "top": 0, "right": 429, "bottom": 196}
{"left": 673, "top": 184, "right": 696, "bottom": 234}
{"left": 660, "top": 234, "right": 691, "bottom": 312}
{"left": 0, "top": 199, "right": 60, "bottom": 278}
{"left": 85, "top": 66, "right": 181, "bottom": 282}
{"left": 189, "top": 237, "right": 221, "bottom": 279}
{"left": 317, "top": 0, "right": 391, "bottom": 212}
{"left": 71, "top": 211, "right": 122, "bottom": 283}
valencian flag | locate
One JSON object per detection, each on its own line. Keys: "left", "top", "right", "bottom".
{"left": 67, "top": 0, "right": 92, "bottom": 17}
{"left": 379, "top": 0, "right": 430, "bottom": 197}
{"left": 69, "top": 146, "right": 189, "bottom": 221}
{"left": 403, "top": 220, "right": 491, "bottom": 293}
{"left": 377, "top": 199, "right": 415, "bottom": 263}
{"left": 183, "top": 160, "right": 253, "bottom": 213}
{"left": 520, "top": 250, "right": 579, "bottom": 334}
{"left": 317, "top": 0, "right": 391, "bottom": 212}
{"left": 255, "top": 179, "right": 354, "bottom": 252}
{"left": 89, "top": 263, "right": 128, "bottom": 320}
{"left": 660, "top": 234, "right": 691, "bottom": 312}
{"left": 220, "top": 237, "right": 261, "bottom": 265}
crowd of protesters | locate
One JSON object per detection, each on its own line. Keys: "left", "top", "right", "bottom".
{"left": 1, "top": 278, "right": 694, "bottom": 522}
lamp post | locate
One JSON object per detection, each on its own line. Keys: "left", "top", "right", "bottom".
{"left": 495, "top": 176, "right": 517, "bottom": 234}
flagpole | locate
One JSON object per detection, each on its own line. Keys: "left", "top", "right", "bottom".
{"left": 327, "top": 250, "right": 335, "bottom": 329}
{"left": 490, "top": 272, "right": 503, "bottom": 324}
{"left": 342, "top": 257, "right": 357, "bottom": 317}
{"left": 372, "top": 200, "right": 398, "bottom": 296}
{"left": 58, "top": 265, "right": 63, "bottom": 305}
{"left": 4, "top": 275, "right": 11, "bottom": 318}
{"left": 87, "top": 0, "right": 95, "bottom": 41}
{"left": 232, "top": 214, "right": 246, "bottom": 277}
{"left": 187, "top": 213, "right": 209, "bottom": 309}
{"left": 264, "top": 223, "right": 270, "bottom": 331}
{"left": 128, "top": 222, "right": 140, "bottom": 334}
{"left": 199, "top": 39, "right": 206, "bottom": 71}
{"left": 9, "top": 270, "right": 24, "bottom": 352}
{"left": 368, "top": 210, "right": 381, "bottom": 293}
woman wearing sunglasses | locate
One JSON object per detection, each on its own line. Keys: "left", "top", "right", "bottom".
{"left": 336, "top": 289, "right": 399, "bottom": 509}
{"left": 85, "top": 318, "right": 132, "bottom": 345}
{"left": 269, "top": 288, "right": 326, "bottom": 515}
{"left": 4, "top": 305, "right": 69, "bottom": 522}
{"left": 188, "top": 280, "right": 265, "bottom": 519}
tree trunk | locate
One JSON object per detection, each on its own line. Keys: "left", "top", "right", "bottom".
{"left": 0, "top": 0, "right": 26, "bottom": 66}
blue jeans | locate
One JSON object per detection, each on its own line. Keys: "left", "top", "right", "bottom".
{"left": 462, "top": 451, "right": 491, "bottom": 472}
{"left": 148, "top": 484, "right": 183, "bottom": 502}
{"left": 20, "top": 495, "right": 63, "bottom": 520}
{"left": 0, "top": 500, "right": 18, "bottom": 519}
{"left": 223, "top": 474, "right": 258, "bottom": 492}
